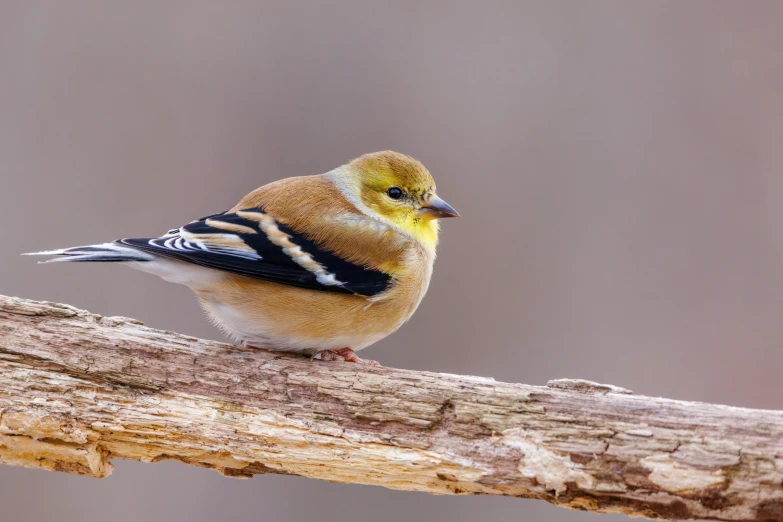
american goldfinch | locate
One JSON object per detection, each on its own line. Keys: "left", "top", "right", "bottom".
{"left": 26, "top": 151, "right": 459, "bottom": 366}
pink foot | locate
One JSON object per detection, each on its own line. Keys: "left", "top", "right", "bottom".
{"left": 243, "top": 341, "right": 270, "bottom": 352}
{"left": 316, "top": 348, "right": 380, "bottom": 366}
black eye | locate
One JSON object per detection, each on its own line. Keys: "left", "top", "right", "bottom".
{"left": 387, "top": 187, "right": 403, "bottom": 200}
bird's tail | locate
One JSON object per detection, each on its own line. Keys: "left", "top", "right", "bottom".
{"left": 23, "top": 242, "right": 154, "bottom": 263}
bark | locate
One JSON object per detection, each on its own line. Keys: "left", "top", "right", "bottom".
{"left": 0, "top": 294, "right": 781, "bottom": 521}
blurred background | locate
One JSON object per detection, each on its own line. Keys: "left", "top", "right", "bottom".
{"left": 1, "top": 1, "right": 782, "bottom": 521}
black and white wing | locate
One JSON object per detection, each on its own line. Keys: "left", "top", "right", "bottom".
{"left": 117, "top": 208, "right": 392, "bottom": 296}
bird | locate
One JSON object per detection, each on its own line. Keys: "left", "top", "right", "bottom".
{"left": 25, "top": 151, "right": 459, "bottom": 366}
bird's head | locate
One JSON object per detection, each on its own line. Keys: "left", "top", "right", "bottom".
{"left": 342, "top": 151, "right": 459, "bottom": 249}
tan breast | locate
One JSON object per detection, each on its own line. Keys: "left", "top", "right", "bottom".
{"left": 195, "top": 248, "right": 433, "bottom": 353}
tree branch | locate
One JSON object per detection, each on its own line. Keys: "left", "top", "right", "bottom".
{"left": 0, "top": 295, "right": 781, "bottom": 521}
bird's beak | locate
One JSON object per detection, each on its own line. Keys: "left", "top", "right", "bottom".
{"left": 419, "top": 195, "right": 460, "bottom": 219}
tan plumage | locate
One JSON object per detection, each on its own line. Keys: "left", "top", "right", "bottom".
{"left": 26, "top": 151, "right": 459, "bottom": 365}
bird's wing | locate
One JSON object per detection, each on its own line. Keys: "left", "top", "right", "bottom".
{"left": 118, "top": 207, "right": 391, "bottom": 296}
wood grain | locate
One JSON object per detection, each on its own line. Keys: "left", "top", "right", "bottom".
{"left": 0, "top": 295, "right": 781, "bottom": 521}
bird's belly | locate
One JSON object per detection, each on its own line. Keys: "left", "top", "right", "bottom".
{"left": 195, "top": 278, "right": 415, "bottom": 355}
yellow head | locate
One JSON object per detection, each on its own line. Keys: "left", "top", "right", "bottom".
{"left": 342, "top": 151, "right": 459, "bottom": 249}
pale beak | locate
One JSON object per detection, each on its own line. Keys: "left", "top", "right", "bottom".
{"left": 419, "top": 195, "right": 460, "bottom": 219}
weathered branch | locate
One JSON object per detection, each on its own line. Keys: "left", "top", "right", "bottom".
{"left": 0, "top": 295, "right": 781, "bottom": 521}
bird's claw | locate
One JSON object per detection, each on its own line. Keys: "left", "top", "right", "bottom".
{"left": 316, "top": 348, "right": 380, "bottom": 366}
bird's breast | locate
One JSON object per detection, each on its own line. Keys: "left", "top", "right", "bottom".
{"left": 195, "top": 258, "right": 433, "bottom": 354}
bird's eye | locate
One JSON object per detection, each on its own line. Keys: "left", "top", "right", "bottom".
{"left": 387, "top": 187, "right": 403, "bottom": 200}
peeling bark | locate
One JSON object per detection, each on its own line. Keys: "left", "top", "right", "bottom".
{"left": 0, "top": 294, "right": 781, "bottom": 521}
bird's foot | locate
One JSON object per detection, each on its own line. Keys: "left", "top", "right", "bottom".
{"left": 316, "top": 348, "right": 380, "bottom": 366}
{"left": 242, "top": 341, "right": 270, "bottom": 351}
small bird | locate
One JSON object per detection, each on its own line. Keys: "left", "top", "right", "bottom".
{"left": 26, "top": 151, "right": 459, "bottom": 366}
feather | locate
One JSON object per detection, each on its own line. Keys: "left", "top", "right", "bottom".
{"left": 23, "top": 243, "right": 154, "bottom": 263}
{"left": 119, "top": 207, "right": 392, "bottom": 296}
{"left": 28, "top": 208, "right": 392, "bottom": 296}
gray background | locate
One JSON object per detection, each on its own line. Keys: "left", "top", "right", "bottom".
{"left": 1, "top": 1, "right": 782, "bottom": 521}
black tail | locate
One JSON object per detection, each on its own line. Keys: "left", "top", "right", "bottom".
{"left": 23, "top": 242, "right": 154, "bottom": 263}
